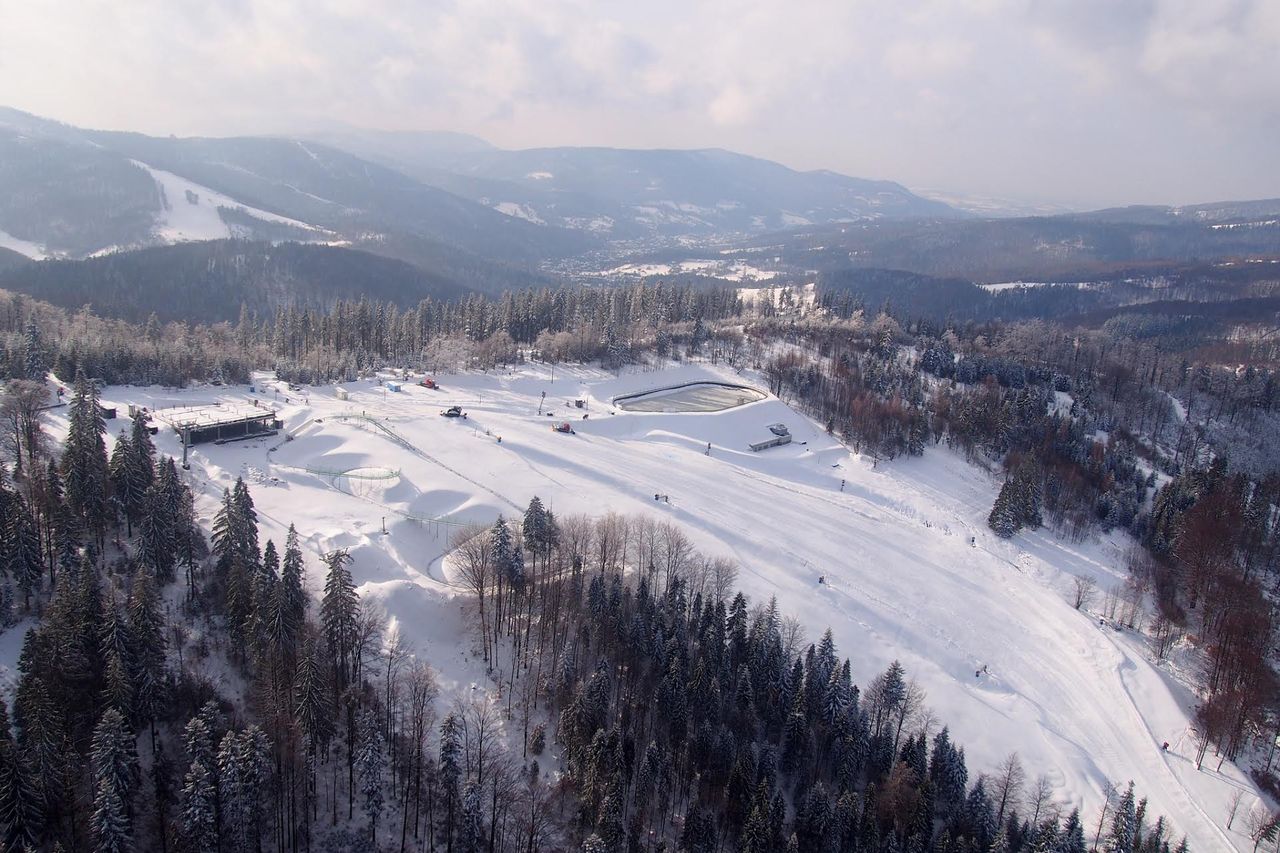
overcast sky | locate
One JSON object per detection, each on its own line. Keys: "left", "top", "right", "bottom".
{"left": 1, "top": 0, "right": 1277, "bottom": 208}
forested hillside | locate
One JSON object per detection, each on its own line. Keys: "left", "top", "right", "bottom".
{"left": 0, "top": 241, "right": 482, "bottom": 324}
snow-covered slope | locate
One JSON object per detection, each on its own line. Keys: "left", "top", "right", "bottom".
{"left": 132, "top": 161, "right": 324, "bottom": 244}
{"left": 94, "top": 363, "right": 1257, "bottom": 851}
{"left": 0, "top": 227, "right": 49, "bottom": 260}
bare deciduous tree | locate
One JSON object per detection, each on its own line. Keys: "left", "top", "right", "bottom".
{"left": 991, "top": 752, "right": 1026, "bottom": 825}
{"left": 1072, "top": 575, "right": 1097, "bottom": 610}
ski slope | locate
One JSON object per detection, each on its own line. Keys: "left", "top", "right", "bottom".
{"left": 88, "top": 363, "right": 1259, "bottom": 851}
{"left": 0, "top": 226, "right": 48, "bottom": 259}
{"left": 132, "top": 161, "right": 324, "bottom": 243}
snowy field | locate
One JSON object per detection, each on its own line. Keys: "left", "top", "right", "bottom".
{"left": 52, "top": 362, "right": 1262, "bottom": 851}
{"left": 0, "top": 226, "right": 49, "bottom": 260}
{"left": 614, "top": 381, "right": 766, "bottom": 412}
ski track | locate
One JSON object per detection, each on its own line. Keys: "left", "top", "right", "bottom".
{"left": 92, "top": 365, "right": 1257, "bottom": 852}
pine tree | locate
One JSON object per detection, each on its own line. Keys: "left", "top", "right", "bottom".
{"left": 459, "top": 780, "right": 484, "bottom": 853}
{"left": 127, "top": 567, "right": 166, "bottom": 731}
{"left": 63, "top": 370, "right": 110, "bottom": 548}
{"left": 101, "top": 649, "right": 133, "bottom": 718}
{"left": 294, "top": 638, "right": 332, "bottom": 752}
{"left": 1058, "top": 809, "right": 1087, "bottom": 853}
{"left": 988, "top": 476, "right": 1020, "bottom": 538}
{"left": 279, "top": 525, "right": 306, "bottom": 635}
{"left": 355, "top": 707, "right": 385, "bottom": 842}
{"left": 109, "top": 436, "right": 137, "bottom": 537}
{"left": 320, "top": 549, "right": 359, "bottom": 692}
{"left": 91, "top": 782, "right": 131, "bottom": 853}
{"left": 0, "top": 698, "right": 40, "bottom": 849}
{"left": 23, "top": 321, "right": 46, "bottom": 382}
{"left": 491, "top": 516, "right": 524, "bottom": 588}
{"left": 3, "top": 492, "right": 42, "bottom": 610}
{"left": 438, "top": 714, "right": 462, "bottom": 845}
{"left": 180, "top": 759, "right": 217, "bottom": 853}
{"left": 1106, "top": 783, "right": 1137, "bottom": 853}
{"left": 90, "top": 708, "right": 138, "bottom": 852}
{"left": 218, "top": 731, "right": 248, "bottom": 853}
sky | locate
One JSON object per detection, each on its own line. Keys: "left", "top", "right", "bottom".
{"left": 1, "top": 0, "right": 1277, "bottom": 209}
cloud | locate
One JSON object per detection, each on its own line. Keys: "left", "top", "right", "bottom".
{"left": 883, "top": 37, "right": 974, "bottom": 79}
{"left": 0, "top": 0, "right": 1276, "bottom": 206}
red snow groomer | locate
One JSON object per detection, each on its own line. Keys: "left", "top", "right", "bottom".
{"left": 553, "top": 422, "right": 575, "bottom": 435}
{"left": 419, "top": 377, "right": 438, "bottom": 389}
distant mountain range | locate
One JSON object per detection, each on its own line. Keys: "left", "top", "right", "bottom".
{"left": 0, "top": 108, "right": 959, "bottom": 270}
{"left": 1, "top": 107, "right": 1277, "bottom": 326}
{"left": 312, "top": 127, "right": 959, "bottom": 237}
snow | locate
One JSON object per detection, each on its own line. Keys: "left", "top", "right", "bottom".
{"left": 0, "top": 227, "right": 48, "bottom": 260}
{"left": 613, "top": 381, "right": 766, "bottom": 413}
{"left": 132, "top": 160, "right": 324, "bottom": 243}
{"left": 738, "top": 281, "right": 817, "bottom": 308}
{"left": 91, "top": 363, "right": 1259, "bottom": 850}
{"left": 492, "top": 202, "right": 546, "bottom": 225}
{"left": 597, "top": 259, "right": 780, "bottom": 282}
{"left": 562, "top": 215, "right": 615, "bottom": 233}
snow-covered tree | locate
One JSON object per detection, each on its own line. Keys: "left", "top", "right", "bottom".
{"left": 355, "top": 707, "right": 385, "bottom": 842}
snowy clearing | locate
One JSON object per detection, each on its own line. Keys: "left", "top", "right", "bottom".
{"left": 132, "top": 160, "right": 325, "bottom": 243}
{"left": 0, "top": 226, "right": 48, "bottom": 259}
{"left": 491, "top": 201, "right": 546, "bottom": 224}
{"left": 75, "top": 362, "right": 1261, "bottom": 852}
{"left": 597, "top": 259, "right": 780, "bottom": 281}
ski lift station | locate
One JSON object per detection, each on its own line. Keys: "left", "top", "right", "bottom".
{"left": 749, "top": 423, "right": 792, "bottom": 452}
{"left": 154, "top": 403, "right": 281, "bottom": 445}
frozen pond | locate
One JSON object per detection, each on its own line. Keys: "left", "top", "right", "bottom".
{"left": 614, "top": 382, "right": 766, "bottom": 412}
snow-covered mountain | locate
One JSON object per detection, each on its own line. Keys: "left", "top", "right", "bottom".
{"left": 0, "top": 108, "right": 594, "bottom": 274}
{"left": 317, "top": 133, "right": 961, "bottom": 237}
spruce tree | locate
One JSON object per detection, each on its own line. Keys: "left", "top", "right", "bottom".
{"left": 180, "top": 759, "right": 217, "bottom": 853}
{"left": 988, "top": 476, "right": 1020, "bottom": 538}
{"left": 0, "top": 698, "right": 40, "bottom": 849}
{"left": 320, "top": 549, "right": 359, "bottom": 692}
{"left": 23, "top": 321, "right": 46, "bottom": 382}
{"left": 63, "top": 370, "right": 110, "bottom": 548}
{"left": 89, "top": 708, "right": 138, "bottom": 852}
{"left": 1106, "top": 783, "right": 1137, "bottom": 853}
{"left": 3, "top": 492, "right": 42, "bottom": 610}
{"left": 355, "top": 707, "right": 385, "bottom": 842}
{"left": 127, "top": 567, "right": 166, "bottom": 733}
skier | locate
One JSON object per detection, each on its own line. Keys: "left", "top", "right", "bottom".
{"left": 840, "top": 479, "right": 845, "bottom": 492}
{"left": 818, "top": 575, "right": 825, "bottom": 585}
{"left": 706, "top": 441, "right": 712, "bottom": 456}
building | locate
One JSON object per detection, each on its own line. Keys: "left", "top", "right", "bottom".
{"left": 155, "top": 404, "right": 280, "bottom": 445}
{"left": 749, "top": 423, "right": 792, "bottom": 452}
